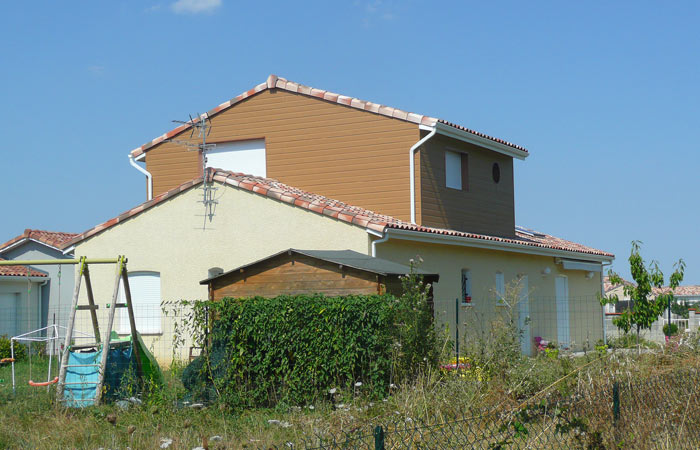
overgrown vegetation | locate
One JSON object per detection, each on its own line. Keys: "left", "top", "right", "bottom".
{"left": 0, "top": 335, "right": 26, "bottom": 361}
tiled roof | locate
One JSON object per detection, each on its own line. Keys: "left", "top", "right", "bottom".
{"left": 653, "top": 285, "right": 700, "bottom": 297}
{"left": 0, "top": 229, "right": 79, "bottom": 253}
{"left": 129, "top": 74, "right": 528, "bottom": 158}
{"left": 65, "top": 169, "right": 612, "bottom": 260}
{"left": 604, "top": 276, "right": 700, "bottom": 298}
{"left": 0, "top": 258, "right": 48, "bottom": 278}
{"left": 603, "top": 276, "right": 635, "bottom": 293}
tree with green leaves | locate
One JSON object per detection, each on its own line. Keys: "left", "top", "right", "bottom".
{"left": 602, "top": 241, "right": 685, "bottom": 343}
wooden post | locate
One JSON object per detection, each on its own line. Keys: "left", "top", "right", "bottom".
{"left": 83, "top": 266, "right": 101, "bottom": 344}
{"left": 57, "top": 257, "right": 86, "bottom": 401}
{"left": 94, "top": 256, "right": 123, "bottom": 404}
{"left": 121, "top": 262, "right": 144, "bottom": 379}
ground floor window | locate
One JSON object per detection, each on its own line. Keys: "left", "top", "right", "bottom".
{"left": 119, "top": 271, "right": 161, "bottom": 334}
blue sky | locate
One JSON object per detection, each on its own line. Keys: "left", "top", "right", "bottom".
{"left": 1, "top": 1, "right": 698, "bottom": 284}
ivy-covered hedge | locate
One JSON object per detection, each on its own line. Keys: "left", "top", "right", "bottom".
{"left": 186, "top": 294, "right": 398, "bottom": 407}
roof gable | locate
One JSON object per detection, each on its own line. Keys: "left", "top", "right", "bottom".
{"left": 0, "top": 229, "right": 79, "bottom": 254}
{"left": 130, "top": 75, "right": 528, "bottom": 159}
{"left": 200, "top": 248, "right": 438, "bottom": 285}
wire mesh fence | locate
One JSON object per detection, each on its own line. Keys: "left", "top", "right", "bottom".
{"left": 270, "top": 369, "right": 700, "bottom": 449}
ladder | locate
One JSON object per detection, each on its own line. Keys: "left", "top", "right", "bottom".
{"left": 56, "top": 256, "right": 143, "bottom": 406}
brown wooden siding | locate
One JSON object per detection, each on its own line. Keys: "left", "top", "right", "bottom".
{"left": 210, "top": 253, "right": 385, "bottom": 299}
{"left": 419, "top": 135, "right": 515, "bottom": 237}
{"left": 145, "top": 89, "right": 420, "bottom": 222}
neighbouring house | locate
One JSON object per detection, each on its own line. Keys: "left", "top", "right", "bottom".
{"left": 63, "top": 75, "right": 613, "bottom": 361}
{"left": 200, "top": 248, "right": 439, "bottom": 300}
{"left": 0, "top": 229, "right": 77, "bottom": 333}
{"left": 604, "top": 276, "right": 700, "bottom": 343}
{"left": 0, "top": 259, "right": 48, "bottom": 338}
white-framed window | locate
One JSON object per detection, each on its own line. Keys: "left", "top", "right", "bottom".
{"left": 205, "top": 139, "right": 266, "bottom": 177}
{"left": 461, "top": 269, "right": 472, "bottom": 305}
{"left": 495, "top": 271, "right": 505, "bottom": 305}
{"left": 119, "top": 271, "right": 161, "bottom": 334}
{"left": 445, "top": 150, "right": 462, "bottom": 190}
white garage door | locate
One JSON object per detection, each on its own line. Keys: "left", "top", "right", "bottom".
{"left": 0, "top": 293, "right": 19, "bottom": 338}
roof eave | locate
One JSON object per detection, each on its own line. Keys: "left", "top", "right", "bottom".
{"left": 382, "top": 227, "right": 614, "bottom": 263}
{"left": 434, "top": 121, "right": 529, "bottom": 160}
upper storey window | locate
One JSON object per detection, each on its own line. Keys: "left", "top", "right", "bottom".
{"left": 205, "top": 139, "right": 267, "bottom": 177}
{"left": 445, "top": 150, "right": 468, "bottom": 191}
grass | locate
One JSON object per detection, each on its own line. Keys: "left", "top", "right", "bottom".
{"left": 2, "top": 343, "right": 700, "bottom": 449}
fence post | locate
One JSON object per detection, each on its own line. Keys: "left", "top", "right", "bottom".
{"left": 612, "top": 381, "right": 620, "bottom": 425}
{"left": 374, "top": 425, "right": 385, "bottom": 450}
{"left": 455, "top": 297, "right": 459, "bottom": 364}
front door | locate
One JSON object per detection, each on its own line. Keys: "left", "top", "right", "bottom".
{"left": 555, "top": 276, "right": 570, "bottom": 349}
{"left": 518, "top": 276, "right": 531, "bottom": 355}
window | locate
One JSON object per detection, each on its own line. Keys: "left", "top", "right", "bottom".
{"left": 492, "top": 162, "right": 501, "bottom": 183}
{"left": 445, "top": 150, "right": 469, "bottom": 191}
{"left": 119, "top": 271, "right": 161, "bottom": 334}
{"left": 461, "top": 270, "right": 472, "bottom": 305}
{"left": 495, "top": 272, "right": 505, "bottom": 304}
{"left": 205, "top": 139, "right": 266, "bottom": 177}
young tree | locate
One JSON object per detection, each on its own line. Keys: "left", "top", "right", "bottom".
{"left": 603, "top": 241, "right": 685, "bottom": 343}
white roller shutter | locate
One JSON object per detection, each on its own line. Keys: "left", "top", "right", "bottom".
{"left": 205, "top": 139, "right": 266, "bottom": 177}
{"left": 120, "top": 272, "right": 161, "bottom": 334}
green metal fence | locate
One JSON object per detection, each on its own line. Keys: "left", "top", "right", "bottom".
{"left": 270, "top": 369, "right": 700, "bottom": 449}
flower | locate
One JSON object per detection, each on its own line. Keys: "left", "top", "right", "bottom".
{"left": 329, "top": 388, "right": 337, "bottom": 394}
{"left": 354, "top": 382, "right": 362, "bottom": 387}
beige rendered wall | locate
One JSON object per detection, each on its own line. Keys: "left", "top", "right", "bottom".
{"left": 72, "top": 182, "right": 370, "bottom": 362}
{"left": 375, "top": 239, "right": 605, "bottom": 354}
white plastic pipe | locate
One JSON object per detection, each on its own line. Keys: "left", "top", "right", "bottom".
{"left": 128, "top": 155, "right": 153, "bottom": 201}
{"left": 371, "top": 230, "right": 390, "bottom": 257}
{"left": 409, "top": 127, "right": 437, "bottom": 224}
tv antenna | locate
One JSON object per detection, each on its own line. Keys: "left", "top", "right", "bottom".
{"left": 167, "top": 113, "right": 219, "bottom": 229}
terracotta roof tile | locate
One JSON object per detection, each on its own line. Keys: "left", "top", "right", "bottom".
{"left": 0, "top": 258, "right": 48, "bottom": 278}
{"left": 0, "top": 229, "right": 79, "bottom": 253}
{"left": 65, "top": 169, "right": 612, "bottom": 260}
{"left": 129, "top": 75, "right": 528, "bottom": 158}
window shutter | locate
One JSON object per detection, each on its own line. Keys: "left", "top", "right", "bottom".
{"left": 119, "top": 272, "right": 161, "bottom": 334}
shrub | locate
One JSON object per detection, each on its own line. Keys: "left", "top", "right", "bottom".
{"left": 193, "top": 294, "right": 397, "bottom": 407}
{"left": 0, "top": 335, "right": 26, "bottom": 361}
{"left": 663, "top": 323, "right": 679, "bottom": 337}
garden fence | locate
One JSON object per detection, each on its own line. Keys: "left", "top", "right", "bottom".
{"left": 271, "top": 369, "right": 700, "bottom": 449}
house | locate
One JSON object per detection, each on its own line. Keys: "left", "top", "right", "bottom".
{"left": 200, "top": 248, "right": 439, "bottom": 300}
{"left": 0, "top": 259, "right": 48, "bottom": 338}
{"left": 604, "top": 276, "right": 700, "bottom": 342}
{"left": 64, "top": 75, "right": 613, "bottom": 361}
{"left": 0, "top": 229, "right": 77, "bottom": 334}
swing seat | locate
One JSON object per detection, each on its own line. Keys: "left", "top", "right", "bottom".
{"left": 0, "top": 358, "right": 14, "bottom": 364}
{"left": 29, "top": 377, "right": 58, "bottom": 387}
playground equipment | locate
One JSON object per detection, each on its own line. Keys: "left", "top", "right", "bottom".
{"left": 0, "top": 256, "right": 162, "bottom": 406}
{"left": 8, "top": 324, "right": 92, "bottom": 393}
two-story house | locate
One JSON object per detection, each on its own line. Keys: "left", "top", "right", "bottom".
{"left": 63, "top": 75, "right": 613, "bottom": 360}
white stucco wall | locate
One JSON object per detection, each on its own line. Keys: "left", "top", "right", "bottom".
{"left": 72, "top": 182, "right": 370, "bottom": 362}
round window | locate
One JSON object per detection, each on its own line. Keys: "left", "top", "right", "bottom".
{"left": 492, "top": 163, "right": 501, "bottom": 183}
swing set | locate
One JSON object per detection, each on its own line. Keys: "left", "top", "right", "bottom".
{"left": 0, "top": 256, "right": 162, "bottom": 406}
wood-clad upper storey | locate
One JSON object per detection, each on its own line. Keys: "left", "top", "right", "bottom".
{"left": 420, "top": 134, "right": 515, "bottom": 237}
{"left": 145, "top": 89, "right": 420, "bottom": 223}
{"left": 142, "top": 81, "right": 521, "bottom": 236}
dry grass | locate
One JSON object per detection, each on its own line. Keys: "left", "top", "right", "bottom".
{"left": 2, "top": 344, "right": 700, "bottom": 449}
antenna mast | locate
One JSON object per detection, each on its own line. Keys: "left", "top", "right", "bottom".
{"left": 168, "top": 113, "right": 218, "bottom": 229}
